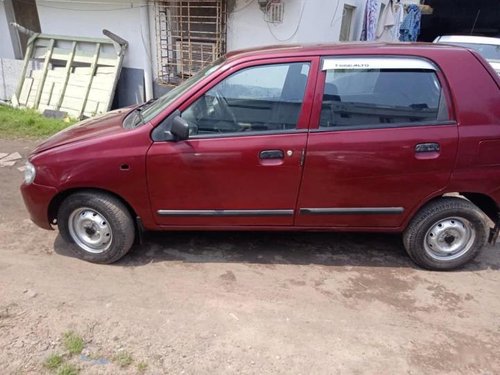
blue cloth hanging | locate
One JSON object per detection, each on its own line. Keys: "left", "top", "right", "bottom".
{"left": 399, "top": 4, "right": 421, "bottom": 42}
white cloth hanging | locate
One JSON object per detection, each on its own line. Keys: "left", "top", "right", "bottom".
{"left": 393, "top": 3, "right": 404, "bottom": 40}
{"left": 376, "top": 0, "right": 397, "bottom": 41}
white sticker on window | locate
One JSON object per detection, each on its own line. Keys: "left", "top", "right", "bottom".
{"left": 322, "top": 58, "right": 436, "bottom": 71}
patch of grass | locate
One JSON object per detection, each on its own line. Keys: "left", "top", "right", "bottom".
{"left": 44, "top": 353, "right": 64, "bottom": 370}
{"left": 136, "top": 361, "right": 148, "bottom": 373}
{"left": 56, "top": 363, "right": 79, "bottom": 375}
{"left": 114, "top": 351, "right": 133, "bottom": 368}
{"left": 62, "top": 331, "right": 84, "bottom": 355}
{"left": 0, "top": 105, "right": 75, "bottom": 138}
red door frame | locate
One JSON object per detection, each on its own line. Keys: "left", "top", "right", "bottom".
{"left": 146, "top": 56, "right": 321, "bottom": 228}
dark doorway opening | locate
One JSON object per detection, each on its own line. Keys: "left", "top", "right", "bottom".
{"left": 419, "top": 0, "right": 500, "bottom": 41}
{"left": 5, "top": 0, "right": 42, "bottom": 58}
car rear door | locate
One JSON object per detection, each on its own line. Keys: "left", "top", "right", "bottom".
{"left": 296, "top": 56, "right": 458, "bottom": 229}
{"left": 147, "top": 58, "right": 318, "bottom": 227}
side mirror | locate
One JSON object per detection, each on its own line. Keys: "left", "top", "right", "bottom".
{"left": 169, "top": 115, "right": 189, "bottom": 141}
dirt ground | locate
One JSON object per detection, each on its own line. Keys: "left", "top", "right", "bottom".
{"left": 0, "top": 138, "right": 499, "bottom": 375}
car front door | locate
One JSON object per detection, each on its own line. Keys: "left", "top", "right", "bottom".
{"left": 296, "top": 56, "right": 458, "bottom": 229}
{"left": 147, "top": 58, "right": 316, "bottom": 227}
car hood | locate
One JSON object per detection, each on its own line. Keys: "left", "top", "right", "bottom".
{"left": 32, "top": 108, "right": 134, "bottom": 154}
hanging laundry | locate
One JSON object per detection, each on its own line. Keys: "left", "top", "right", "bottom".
{"left": 399, "top": 4, "right": 422, "bottom": 42}
{"left": 376, "top": 0, "right": 397, "bottom": 42}
{"left": 360, "top": 0, "right": 380, "bottom": 41}
{"left": 392, "top": 2, "right": 404, "bottom": 41}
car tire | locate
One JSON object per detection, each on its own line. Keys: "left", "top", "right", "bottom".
{"left": 403, "top": 197, "right": 488, "bottom": 271}
{"left": 58, "top": 191, "right": 135, "bottom": 264}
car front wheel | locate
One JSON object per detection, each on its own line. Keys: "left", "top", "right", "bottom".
{"left": 403, "top": 197, "right": 488, "bottom": 270}
{"left": 58, "top": 191, "right": 135, "bottom": 264}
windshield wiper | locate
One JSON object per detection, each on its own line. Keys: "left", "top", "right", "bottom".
{"left": 134, "top": 98, "right": 157, "bottom": 127}
{"left": 140, "top": 98, "right": 157, "bottom": 109}
{"left": 133, "top": 106, "right": 146, "bottom": 127}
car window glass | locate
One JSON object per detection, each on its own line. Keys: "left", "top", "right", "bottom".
{"left": 139, "top": 57, "right": 225, "bottom": 124}
{"left": 182, "top": 62, "right": 310, "bottom": 136}
{"left": 320, "top": 67, "right": 449, "bottom": 128}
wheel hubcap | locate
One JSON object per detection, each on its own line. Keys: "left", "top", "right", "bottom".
{"left": 68, "top": 208, "right": 112, "bottom": 254}
{"left": 424, "top": 217, "right": 475, "bottom": 261}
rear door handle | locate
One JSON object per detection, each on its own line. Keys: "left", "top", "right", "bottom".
{"left": 259, "top": 149, "right": 284, "bottom": 160}
{"left": 415, "top": 143, "right": 440, "bottom": 153}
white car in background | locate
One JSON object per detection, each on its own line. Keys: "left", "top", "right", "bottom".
{"left": 434, "top": 35, "right": 500, "bottom": 75}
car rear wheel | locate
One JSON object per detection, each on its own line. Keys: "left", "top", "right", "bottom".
{"left": 403, "top": 197, "right": 488, "bottom": 270}
{"left": 58, "top": 191, "right": 135, "bottom": 264}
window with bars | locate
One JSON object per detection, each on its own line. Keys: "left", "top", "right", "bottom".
{"left": 155, "top": 0, "right": 227, "bottom": 85}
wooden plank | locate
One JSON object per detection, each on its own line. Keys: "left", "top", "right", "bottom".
{"left": 49, "top": 87, "right": 62, "bottom": 107}
{"left": 68, "top": 76, "right": 95, "bottom": 87}
{"left": 54, "top": 49, "right": 87, "bottom": 63}
{"left": 26, "top": 77, "right": 40, "bottom": 106}
{"left": 40, "top": 82, "right": 61, "bottom": 104}
{"left": 46, "top": 71, "right": 69, "bottom": 80}
{"left": 95, "top": 55, "right": 118, "bottom": 67}
{"left": 14, "top": 35, "right": 37, "bottom": 102}
{"left": 34, "top": 38, "right": 53, "bottom": 48}
{"left": 33, "top": 46, "right": 117, "bottom": 65}
{"left": 104, "top": 35, "right": 127, "bottom": 112}
{"left": 64, "top": 82, "right": 109, "bottom": 95}
{"left": 87, "top": 88, "right": 111, "bottom": 103}
{"left": 66, "top": 77, "right": 111, "bottom": 89}
{"left": 61, "top": 96, "right": 84, "bottom": 112}
{"left": 83, "top": 99, "right": 101, "bottom": 117}
{"left": 31, "top": 70, "right": 42, "bottom": 79}
{"left": 60, "top": 103, "right": 80, "bottom": 112}
{"left": 36, "top": 33, "right": 113, "bottom": 45}
{"left": 90, "top": 80, "right": 114, "bottom": 91}
{"left": 56, "top": 41, "right": 77, "bottom": 110}
{"left": 33, "top": 38, "right": 55, "bottom": 108}
{"left": 19, "top": 77, "right": 34, "bottom": 105}
{"left": 63, "top": 85, "right": 87, "bottom": 99}
{"left": 78, "top": 43, "right": 101, "bottom": 119}
{"left": 32, "top": 46, "right": 52, "bottom": 60}
{"left": 96, "top": 66, "right": 116, "bottom": 74}
{"left": 73, "top": 67, "right": 93, "bottom": 75}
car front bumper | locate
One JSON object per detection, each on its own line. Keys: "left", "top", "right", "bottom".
{"left": 20, "top": 182, "right": 58, "bottom": 230}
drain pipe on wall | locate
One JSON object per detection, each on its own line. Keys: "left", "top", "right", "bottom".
{"left": 141, "top": 0, "right": 154, "bottom": 101}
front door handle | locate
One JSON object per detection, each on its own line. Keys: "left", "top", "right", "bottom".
{"left": 415, "top": 143, "right": 440, "bottom": 153}
{"left": 259, "top": 149, "right": 284, "bottom": 160}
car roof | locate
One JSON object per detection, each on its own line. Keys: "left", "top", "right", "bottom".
{"left": 435, "top": 35, "right": 500, "bottom": 46}
{"left": 224, "top": 42, "right": 469, "bottom": 62}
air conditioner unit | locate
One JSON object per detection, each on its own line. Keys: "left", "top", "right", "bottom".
{"left": 175, "top": 41, "right": 216, "bottom": 77}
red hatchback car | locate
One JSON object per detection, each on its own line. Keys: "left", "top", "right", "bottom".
{"left": 21, "top": 43, "right": 500, "bottom": 270}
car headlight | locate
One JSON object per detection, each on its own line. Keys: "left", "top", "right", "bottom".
{"left": 24, "top": 162, "right": 36, "bottom": 184}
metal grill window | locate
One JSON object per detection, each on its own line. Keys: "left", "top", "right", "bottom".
{"left": 155, "top": 0, "right": 227, "bottom": 85}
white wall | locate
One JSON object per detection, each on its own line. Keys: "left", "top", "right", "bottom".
{"left": 0, "top": 1, "right": 15, "bottom": 59}
{"left": 35, "top": 0, "right": 151, "bottom": 70}
{"left": 227, "top": 0, "right": 393, "bottom": 51}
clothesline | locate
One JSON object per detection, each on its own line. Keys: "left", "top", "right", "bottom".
{"left": 361, "top": 0, "right": 423, "bottom": 43}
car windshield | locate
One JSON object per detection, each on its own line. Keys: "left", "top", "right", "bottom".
{"left": 126, "top": 57, "right": 226, "bottom": 127}
{"left": 446, "top": 42, "right": 500, "bottom": 61}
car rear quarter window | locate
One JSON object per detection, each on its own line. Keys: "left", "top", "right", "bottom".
{"left": 319, "top": 57, "right": 450, "bottom": 129}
